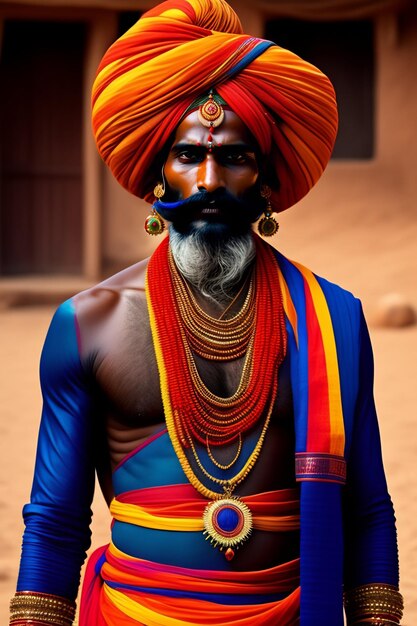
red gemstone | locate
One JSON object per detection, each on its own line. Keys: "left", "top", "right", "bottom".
{"left": 225, "top": 548, "right": 235, "bottom": 561}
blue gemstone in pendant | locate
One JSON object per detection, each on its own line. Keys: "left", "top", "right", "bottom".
{"left": 203, "top": 498, "right": 253, "bottom": 555}
{"left": 217, "top": 506, "right": 240, "bottom": 533}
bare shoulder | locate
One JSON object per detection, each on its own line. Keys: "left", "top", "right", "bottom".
{"left": 73, "top": 257, "right": 150, "bottom": 322}
{"left": 69, "top": 258, "right": 152, "bottom": 364}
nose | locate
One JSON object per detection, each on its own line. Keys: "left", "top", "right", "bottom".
{"left": 197, "top": 156, "right": 225, "bottom": 193}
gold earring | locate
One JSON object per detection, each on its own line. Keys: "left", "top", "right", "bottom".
{"left": 258, "top": 185, "right": 279, "bottom": 237}
{"left": 144, "top": 183, "right": 166, "bottom": 236}
{"left": 153, "top": 182, "right": 165, "bottom": 199}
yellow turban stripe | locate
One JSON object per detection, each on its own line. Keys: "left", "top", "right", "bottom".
{"left": 92, "top": 0, "right": 338, "bottom": 212}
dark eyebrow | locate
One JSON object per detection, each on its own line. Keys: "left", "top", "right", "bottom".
{"left": 170, "top": 142, "right": 202, "bottom": 152}
{"left": 171, "top": 142, "right": 257, "bottom": 152}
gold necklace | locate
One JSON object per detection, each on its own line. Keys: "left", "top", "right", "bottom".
{"left": 148, "top": 238, "right": 287, "bottom": 560}
{"left": 206, "top": 433, "right": 242, "bottom": 470}
{"left": 185, "top": 406, "right": 272, "bottom": 491}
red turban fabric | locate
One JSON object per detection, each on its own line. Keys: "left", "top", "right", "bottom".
{"left": 92, "top": 0, "right": 338, "bottom": 212}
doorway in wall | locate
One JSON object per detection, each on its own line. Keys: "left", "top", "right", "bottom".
{"left": 0, "top": 20, "right": 85, "bottom": 274}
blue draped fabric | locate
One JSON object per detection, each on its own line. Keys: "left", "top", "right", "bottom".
{"left": 17, "top": 300, "right": 96, "bottom": 600}
{"left": 275, "top": 249, "right": 399, "bottom": 625}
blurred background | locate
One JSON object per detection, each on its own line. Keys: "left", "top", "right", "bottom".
{"left": 0, "top": 0, "right": 416, "bottom": 623}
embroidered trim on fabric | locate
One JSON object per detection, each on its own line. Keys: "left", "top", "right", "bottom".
{"left": 295, "top": 452, "right": 346, "bottom": 484}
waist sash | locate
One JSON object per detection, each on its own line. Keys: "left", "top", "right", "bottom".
{"left": 110, "top": 484, "right": 300, "bottom": 533}
{"left": 80, "top": 486, "right": 300, "bottom": 625}
{"left": 80, "top": 542, "right": 300, "bottom": 626}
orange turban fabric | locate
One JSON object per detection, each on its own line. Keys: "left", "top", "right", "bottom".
{"left": 92, "top": 0, "right": 338, "bottom": 213}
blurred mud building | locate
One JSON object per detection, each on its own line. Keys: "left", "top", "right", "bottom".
{"left": 0, "top": 0, "right": 416, "bottom": 298}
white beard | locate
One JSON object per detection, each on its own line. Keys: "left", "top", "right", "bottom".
{"left": 169, "top": 226, "right": 255, "bottom": 304}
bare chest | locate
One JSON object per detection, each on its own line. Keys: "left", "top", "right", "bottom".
{"left": 88, "top": 295, "right": 295, "bottom": 490}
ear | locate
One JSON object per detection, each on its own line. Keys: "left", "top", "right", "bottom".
{"left": 258, "top": 155, "right": 280, "bottom": 192}
{"left": 149, "top": 127, "right": 177, "bottom": 182}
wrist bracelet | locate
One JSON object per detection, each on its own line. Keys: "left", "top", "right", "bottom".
{"left": 344, "top": 583, "right": 404, "bottom": 625}
{"left": 10, "top": 592, "right": 76, "bottom": 626}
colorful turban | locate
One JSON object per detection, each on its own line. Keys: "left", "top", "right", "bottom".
{"left": 92, "top": 0, "right": 338, "bottom": 212}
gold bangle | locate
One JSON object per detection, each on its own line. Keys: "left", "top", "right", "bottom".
{"left": 344, "top": 583, "right": 404, "bottom": 624}
{"left": 10, "top": 592, "right": 76, "bottom": 626}
{"left": 349, "top": 617, "right": 399, "bottom": 626}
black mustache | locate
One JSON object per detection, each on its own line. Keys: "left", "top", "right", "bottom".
{"left": 154, "top": 190, "right": 250, "bottom": 217}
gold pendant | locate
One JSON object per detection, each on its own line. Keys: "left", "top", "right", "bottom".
{"left": 258, "top": 214, "right": 279, "bottom": 237}
{"left": 197, "top": 92, "right": 225, "bottom": 128}
{"left": 144, "top": 209, "right": 165, "bottom": 236}
{"left": 203, "top": 490, "right": 253, "bottom": 561}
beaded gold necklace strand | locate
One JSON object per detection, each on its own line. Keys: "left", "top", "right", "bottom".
{"left": 146, "top": 235, "right": 287, "bottom": 559}
{"left": 186, "top": 402, "right": 274, "bottom": 493}
{"left": 206, "top": 433, "right": 242, "bottom": 470}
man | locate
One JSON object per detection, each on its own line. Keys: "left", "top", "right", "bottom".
{"left": 10, "top": 0, "right": 403, "bottom": 624}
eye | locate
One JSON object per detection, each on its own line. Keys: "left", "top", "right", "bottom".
{"left": 226, "top": 152, "right": 246, "bottom": 163}
{"left": 172, "top": 147, "right": 204, "bottom": 164}
{"left": 222, "top": 149, "right": 256, "bottom": 165}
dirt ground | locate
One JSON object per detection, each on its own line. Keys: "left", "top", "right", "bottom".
{"left": 1, "top": 216, "right": 416, "bottom": 622}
